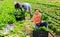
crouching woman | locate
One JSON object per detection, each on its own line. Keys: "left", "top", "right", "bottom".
{"left": 32, "top": 9, "right": 48, "bottom": 28}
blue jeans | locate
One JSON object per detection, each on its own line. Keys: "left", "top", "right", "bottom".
{"left": 35, "top": 22, "right": 48, "bottom": 28}
{"left": 35, "top": 25, "right": 39, "bottom": 28}
{"left": 40, "top": 22, "right": 48, "bottom": 27}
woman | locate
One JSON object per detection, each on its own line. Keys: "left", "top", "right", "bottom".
{"left": 32, "top": 9, "right": 48, "bottom": 28}
{"left": 32, "top": 9, "right": 42, "bottom": 28}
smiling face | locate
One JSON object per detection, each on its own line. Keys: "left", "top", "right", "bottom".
{"left": 35, "top": 9, "right": 40, "bottom": 14}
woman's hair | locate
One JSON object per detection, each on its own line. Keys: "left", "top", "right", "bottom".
{"left": 15, "top": 2, "right": 20, "bottom": 9}
{"left": 34, "top": 9, "right": 40, "bottom": 12}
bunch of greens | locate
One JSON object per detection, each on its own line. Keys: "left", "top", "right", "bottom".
{"left": 42, "top": 13, "right": 49, "bottom": 22}
{"left": 14, "top": 9, "right": 25, "bottom": 19}
{"left": 34, "top": 26, "right": 53, "bottom": 33}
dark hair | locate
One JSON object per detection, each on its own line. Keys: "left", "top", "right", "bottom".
{"left": 15, "top": 2, "right": 20, "bottom": 9}
{"left": 34, "top": 9, "right": 40, "bottom": 12}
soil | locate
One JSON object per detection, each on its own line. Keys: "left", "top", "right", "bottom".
{"left": 55, "top": 34, "right": 60, "bottom": 37}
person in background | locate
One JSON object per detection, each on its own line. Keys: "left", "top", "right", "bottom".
{"left": 22, "top": 3, "right": 32, "bottom": 19}
{"left": 14, "top": 2, "right": 23, "bottom": 11}
{"left": 14, "top": 2, "right": 32, "bottom": 19}
{"left": 14, "top": 2, "right": 25, "bottom": 20}
{"left": 32, "top": 9, "right": 48, "bottom": 28}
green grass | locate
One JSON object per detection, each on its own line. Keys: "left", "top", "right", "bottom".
{"left": 0, "top": 0, "right": 60, "bottom": 37}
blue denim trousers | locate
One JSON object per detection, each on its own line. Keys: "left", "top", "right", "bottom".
{"left": 35, "top": 22, "right": 48, "bottom": 28}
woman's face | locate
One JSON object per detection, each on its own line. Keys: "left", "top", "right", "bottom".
{"left": 35, "top": 10, "right": 39, "bottom": 14}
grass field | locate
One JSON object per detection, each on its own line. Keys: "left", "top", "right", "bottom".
{"left": 0, "top": 0, "right": 60, "bottom": 37}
